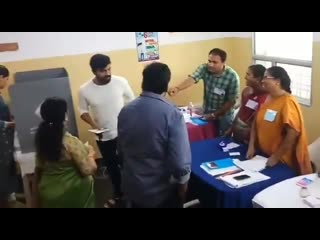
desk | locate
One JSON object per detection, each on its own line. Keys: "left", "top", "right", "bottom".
{"left": 190, "top": 137, "right": 296, "bottom": 208}
{"left": 252, "top": 174, "right": 319, "bottom": 208}
{"left": 187, "top": 121, "right": 217, "bottom": 143}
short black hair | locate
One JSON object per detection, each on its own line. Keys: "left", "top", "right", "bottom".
{"left": 248, "top": 64, "right": 266, "bottom": 80}
{"left": 0, "top": 65, "right": 9, "bottom": 78}
{"left": 89, "top": 54, "right": 111, "bottom": 72}
{"left": 142, "top": 62, "right": 171, "bottom": 94}
{"left": 208, "top": 48, "right": 227, "bottom": 62}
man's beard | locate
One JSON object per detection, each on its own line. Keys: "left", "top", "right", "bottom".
{"left": 98, "top": 75, "right": 111, "bottom": 84}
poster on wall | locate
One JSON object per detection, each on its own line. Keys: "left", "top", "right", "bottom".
{"left": 135, "top": 32, "right": 160, "bottom": 62}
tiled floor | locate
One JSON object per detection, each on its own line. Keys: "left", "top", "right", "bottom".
{"left": 94, "top": 176, "right": 113, "bottom": 208}
{"left": 11, "top": 174, "right": 200, "bottom": 208}
{"left": 12, "top": 175, "right": 113, "bottom": 208}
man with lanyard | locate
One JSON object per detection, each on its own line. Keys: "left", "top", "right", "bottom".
{"left": 168, "top": 48, "right": 240, "bottom": 136}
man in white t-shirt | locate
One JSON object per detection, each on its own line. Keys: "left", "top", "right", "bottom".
{"left": 78, "top": 54, "right": 135, "bottom": 207}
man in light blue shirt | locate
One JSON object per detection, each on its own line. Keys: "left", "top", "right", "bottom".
{"left": 118, "top": 62, "right": 191, "bottom": 208}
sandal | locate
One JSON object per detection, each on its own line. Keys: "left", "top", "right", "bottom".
{"left": 104, "top": 198, "right": 122, "bottom": 208}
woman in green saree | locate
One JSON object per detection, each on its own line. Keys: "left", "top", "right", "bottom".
{"left": 34, "top": 97, "right": 97, "bottom": 208}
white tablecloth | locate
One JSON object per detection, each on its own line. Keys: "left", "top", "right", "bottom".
{"left": 15, "top": 151, "right": 36, "bottom": 177}
{"left": 252, "top": 174, "right": 320, "bottom": 208}
{"left": 14, "top": 132, "right": 36, "bottom": 177}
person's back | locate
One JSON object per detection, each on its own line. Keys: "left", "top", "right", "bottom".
{"left": 35, "top": 97, "right": 97, "bottom": 208}
{"left": 37, "top": 132, "right": 96, "bottom": 208}
{"left": 118, "top": 63, "right": 191, "bottom": 208}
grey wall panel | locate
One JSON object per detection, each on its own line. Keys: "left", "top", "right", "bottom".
{"left": 15, "top": 68, "right": 68, "bottom": 83}
{"left": 9, "top": 73, "right": 78, "bottom": 154}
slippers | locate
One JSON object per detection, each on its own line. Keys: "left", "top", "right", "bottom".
{"left": 104, "top": 198, "right": 122, "bottom": 208}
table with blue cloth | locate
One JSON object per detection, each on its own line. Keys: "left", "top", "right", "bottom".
{"left": 189, "top": 137, "right": 297, "bottom": 208}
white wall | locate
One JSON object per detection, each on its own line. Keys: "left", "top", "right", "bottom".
{"left": 1, "top": 32, "right": 319, "bottom": 63}
{"left": 0, "top": 32, "right": 235, "bottom": 63}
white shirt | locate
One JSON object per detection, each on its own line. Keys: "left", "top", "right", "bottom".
{"left": 78, "top": 75, "right": 135, "bottom": 141}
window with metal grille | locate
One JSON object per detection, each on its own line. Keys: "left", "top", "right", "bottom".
{"left": 253, "top": 32, "right": 313, "bottom": 106}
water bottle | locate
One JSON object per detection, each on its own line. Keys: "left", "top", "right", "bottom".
{"left": 188, "top": 102, "right": 194, "bottom": 117}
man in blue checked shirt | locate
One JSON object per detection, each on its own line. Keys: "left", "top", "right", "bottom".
{"left": 118, "top": 62, "right": 191, "bottom": 208}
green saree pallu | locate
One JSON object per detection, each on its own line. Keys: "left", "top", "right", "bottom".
{"left": 38, "top": 161, "right": 95, "bottom": 208}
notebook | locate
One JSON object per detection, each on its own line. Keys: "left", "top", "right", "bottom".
{"left": 201, "top": 158, "right": 239, "bottom": 177}
{"left": 200, "top": 165, "right": 240, "bottom": 177}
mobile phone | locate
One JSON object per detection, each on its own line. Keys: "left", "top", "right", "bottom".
{"left": 233, "top": 174, "right": 250, "bottom": 181}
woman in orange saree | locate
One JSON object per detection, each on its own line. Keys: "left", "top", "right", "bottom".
{"left": 247, "top": 66, "right": 312, "bottom": 175}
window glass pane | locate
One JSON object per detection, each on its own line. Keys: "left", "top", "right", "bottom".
{"left": 254, "top": 60, "right": 272, "bottom": 69}
{"left": 255, "top": 32, "right": 313, "bottom": 61}
{"left": 276, "top": 63, "right": 312, "bottom": 103}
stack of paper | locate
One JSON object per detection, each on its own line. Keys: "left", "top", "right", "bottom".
{"left": 219, "top": 170, "right": 270, "bottom": 188}
{"left": 182, "top": 113, "right": 192, "bottom": 123}
{"left": 200, "top": 158, "right": 240, "bottom": 177}
{"left": 200, "top": 165, "right": 240, "bottom": 177}
{"left": 233, "top": 155, "right": 268, "bottom": 172}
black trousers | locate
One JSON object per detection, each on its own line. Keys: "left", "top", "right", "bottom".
{"left": 130, "top": 191, "right": 183, "bottom": 208}
{"left": 97, "top": 138, "right": 122, "bottom": 198}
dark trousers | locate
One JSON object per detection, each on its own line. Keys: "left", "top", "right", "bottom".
{"left": 130, "top": 192, "right": 183, "bottom": 208}
{"left": 97, "top": 138, "right": 122, "bottom": 198}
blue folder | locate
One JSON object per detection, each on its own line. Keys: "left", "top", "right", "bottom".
{"left": 191, "top": 117, "right": 208, "bottom": 126}
{"left": 204, "top": 158, "right": 235, "bottom": 169}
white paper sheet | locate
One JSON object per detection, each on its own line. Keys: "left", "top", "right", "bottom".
{"left": 222, "top": 142, "right": 240, "bottom": 152}
{"left": 303, "top": 196, "right": 320, "bottom": 208}
{"left": 233, "top": 155, "right": 268, "bottom": 172}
